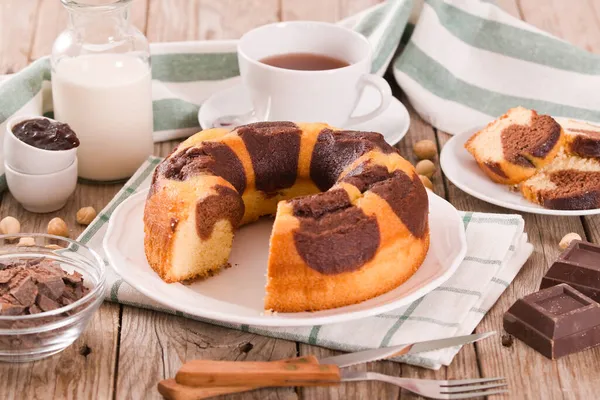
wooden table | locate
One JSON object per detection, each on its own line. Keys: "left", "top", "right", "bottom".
{"left": 1, "top": 0, "right": 600, "bottom": 398}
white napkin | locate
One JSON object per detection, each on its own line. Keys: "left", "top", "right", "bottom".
{"left": 78, "top": 157, "right": 533, "bottom": 369}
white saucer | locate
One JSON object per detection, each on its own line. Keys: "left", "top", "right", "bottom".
{"left": 198, "top": 84, "right": 410, "bottom": 146}
{"left": 440, "top": 129, "right": 600, "bottom": 216}
{"left": 103, "top": 189, "right": 466, "bottom": 327}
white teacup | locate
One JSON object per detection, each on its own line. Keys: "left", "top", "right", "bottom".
{"left": 237, "top": 21, "right": 392, "bottom": 126}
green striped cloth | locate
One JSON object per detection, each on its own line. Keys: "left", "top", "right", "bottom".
{"left": 78, "top": 156, "right": 533, "bottom": 370}
{"left": 395, "top": 0, "right": 600, "bottom": 133}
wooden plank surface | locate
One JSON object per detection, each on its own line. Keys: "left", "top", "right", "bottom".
{"left": 0, "top": 0, "right": 40, "bottom": 73}
{"left": 281, "top": 0, "right": 381, "bottom": 22}
{"left": 29, "top": 0, "right": 149, "bottom": 61}
{"left": 1, "top": 0, "right": 600, "bottom": 399}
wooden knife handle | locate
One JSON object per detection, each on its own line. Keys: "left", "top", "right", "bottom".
{"left": 158, "top": 378, "right": 253, "bottom": 400}
{"left": 158, "top": 356, "right": 321, "bottom": 400}
{"left": 175, "top": 357, "right": 340, "bottom": 388}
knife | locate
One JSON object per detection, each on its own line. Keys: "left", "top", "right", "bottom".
{"left": 318, "top": 331, "right": 495, "bottom": 368}
{"left": 159, "top": 332, "right": 494, "bottom": 399}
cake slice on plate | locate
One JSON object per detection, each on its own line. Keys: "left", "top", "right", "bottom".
{"left": 465, "top": 107, "right": 563, "bottom": 184}
{"left": 558, "top": 118, "right": 600, "bottom": 159}
{"left": 521, "top": 152, "right": 600, "bottom": 210}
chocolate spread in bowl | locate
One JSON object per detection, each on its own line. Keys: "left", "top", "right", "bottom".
{"left": 12, "top": 118, "right": 80, "bottom": 151}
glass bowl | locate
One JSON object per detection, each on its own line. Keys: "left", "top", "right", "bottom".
{"left": 0, "top": 234, "right": 105, "bottom": 362}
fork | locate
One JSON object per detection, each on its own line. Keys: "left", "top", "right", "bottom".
{"left": 160, "top": 370, "right": 507, "bottom": 400}
{"left": 342, "top": 371, "right": 508, "bottom": 399}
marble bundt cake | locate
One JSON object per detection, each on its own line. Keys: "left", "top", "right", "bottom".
{"left": 465, "top": 107, "right": 563, "bottom": 184}
{"left": 144, "top": 122, "right": 430, "bottom": 312}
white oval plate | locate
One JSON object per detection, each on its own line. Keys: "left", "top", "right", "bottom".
{"left": 103, "top": 189, "right": 466, "bottom": 327}
{"left": 441, "top": 129, "right": 600, "bottom": 216}
{"left": 198, "top": 84, "right": 410, "bottom": 146}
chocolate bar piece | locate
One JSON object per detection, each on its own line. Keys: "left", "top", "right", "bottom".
{"left": 503, "top": 283, "right": 600, "bottom": 359}
{"left": 541, "top": 240, "right": 600, "bottom": 302}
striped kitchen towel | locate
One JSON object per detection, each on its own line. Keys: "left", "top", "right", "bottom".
{"left": 4, "top": 0, "right": 600, "bottom": 142}
{"left": 394, "top": 0, "right": 600, "bottom": 134}
{"left": 79, "top": 156, "right": 533, "bottom": 370}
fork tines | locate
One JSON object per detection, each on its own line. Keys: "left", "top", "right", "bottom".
{"left": 440, "top": 377, "right": 507, "bottom": 399}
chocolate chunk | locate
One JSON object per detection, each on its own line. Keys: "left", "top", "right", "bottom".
{"left": 10, "top": 276, "right": 38, "bottom": 307}
{"left": 37, "top": 275, "right": 66, "bottom": 300}
{"left": 79, "top": 344, "right": 92, "bottom": 357}
{"left": 36, "top": 294, "right": 60, "bottom": 312}
{"left": 503, "top": 284, "right": 600, "bottom": 359}
{"left": 62, "top": 285, "right": 78, "bottom": 301}
{"left": 196, "top": 185, "right": 245, "bottom": 240}
{"left": 236, "top": 122, "right": 302, "bottom": 193}
{"left": 37, "top": 260, "right": 65, "bottom": 277}
{"left": 501, "top": 334, "right": 514, "bottom": 347}
{"left": 310, "top": 129, "right": 397, "bottom": 191}
{"left": 0, "top": 301, "right": 27, "bottom": 316}
{"left": 61, "top": 297, "right": 75, "bottom": 307}
{"left": 0, "top": 268, "right": 18, "bottom": 284}
{"left": 28, "top": 304, "right": 42, "bottom": 315}
{"left": 63, "top": 271, "right": 83, "bottom": 285}
{"left": 541, "top": 240, "right": 600, "bottom": 302}
{"left": 0, "top": 283, "right": 9, "bottom": 296}
{"left": 27, "top": 258, "right": 43, "bottom": 267}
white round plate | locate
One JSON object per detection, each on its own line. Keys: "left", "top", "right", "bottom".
{"left": 198, "top": 84, "right": 410, "bottom": 146}
{"left": 441, "top": 129, "right": 600, "bottom": 216}
{"left": 103, "top": 189, "right": 466, "bottom": 327}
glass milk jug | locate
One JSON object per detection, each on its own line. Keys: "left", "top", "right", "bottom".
{"left": 51, "top": 0, "right": 153, "bottom": 181}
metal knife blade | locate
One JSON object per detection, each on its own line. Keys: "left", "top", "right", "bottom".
{"left": 319, "top": 332, "right": 495, "bottom": 368}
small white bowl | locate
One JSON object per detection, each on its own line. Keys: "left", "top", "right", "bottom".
{"left": 5, "top": 158, "right": 78, "bottom": 213}
{"left": 4, "top": 115, "right": 78, "bottom": 175}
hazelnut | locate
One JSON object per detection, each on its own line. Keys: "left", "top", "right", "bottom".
{"left": 17, "top": 237, "right": 35, "bottom": 247}
{"left": 76, "top": 206, "right": 97, "bottom": 226}
{"left": 559, "top": 233, "right": 581, "bottom": 250}
{"left": 416, "top": 160, "right": 436, "bottom": 178}
{"left": 48, "top": 218, "right": 69, "bottom": 238}
{"left": 0, "top": 216, "right": 20, "bottom": 235}
{"left": 413, "top": 140, "right": 437, "bottom": 160}
{"left": 419, "top": 175, "right": 433, "bottom": 190}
